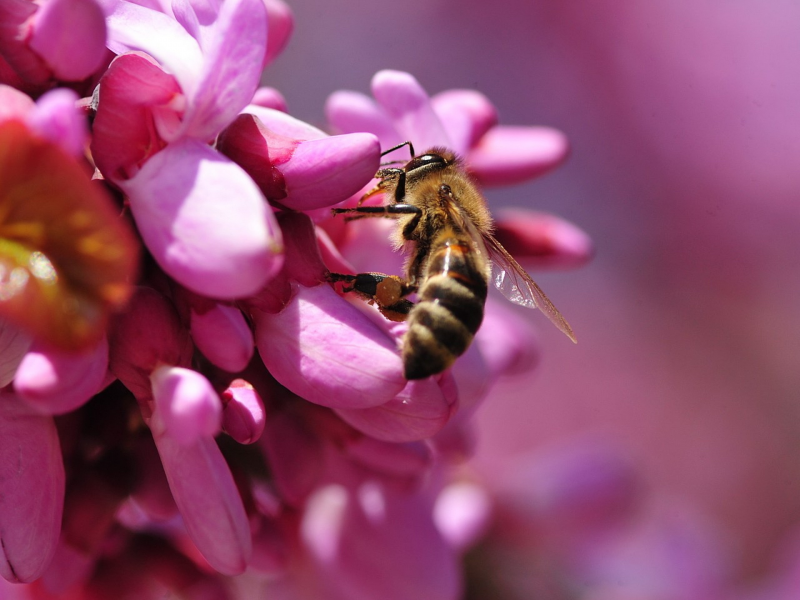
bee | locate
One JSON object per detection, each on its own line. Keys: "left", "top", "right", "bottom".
{"left": 329, "top": 142, "right": 576, "bottom": 380}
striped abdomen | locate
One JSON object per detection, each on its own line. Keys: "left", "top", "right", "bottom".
{"left": 402, "top": 238, "right": 488, "bottom": 380}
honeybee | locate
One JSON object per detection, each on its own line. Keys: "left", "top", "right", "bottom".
{"left": 330, "top": 142, "right": 576, "bottom": 380}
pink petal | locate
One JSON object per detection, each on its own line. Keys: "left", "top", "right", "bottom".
{"left": 334, "top": 377, "right": 455, "bottom": 442}
{"left": 27, "top": 88, "right": 87, "bottom": 158}
{"left": 29, "top": 0, "right": 106, "bottom": 81}
{"left": 0, "top": 319, "right": 32, "bottom": 387}
{"left": 252, "top": 86, "right": 287, "bottom": 111}
{"left": 150, "top": 366, "right": 222, "bottom": 445}
{"left": 122, "top": 138, "right": 284, "bottom": 299}
{"left": 474, "top": 299, "right": 541, "bottom": 378}
{"left": 221, "top": 379, "right": 265, "bottom": 444}
{"left": 493, "top": 208, "right": 594, "bottom": 269}
{"left": 190, "top": 303, "right": 254, "bottom": 373}
{"left": 263, "top": 0, "right": 293, "bottom": 66}
{"left": 91, "top": 52, "right": 181, "bottom": 181}
{"left": 325, "top": 89, "right": 399, "bottom": 147}
{"left": 431, "top": 89, "right": 498, "bottom": 156}
{"left": 254, "top": 284, "right": 405, "bottom": 409}
{"left": 0, "top": 1, "right": 49, "bottom": 87}
{"left": 14, "top": 337, "right": 109, "bottom": 415}
{"left": 301, "top": 482, "right": 461, "bottom": 600}
{"left": 467, "top": 125, "right": 569, "bottom": 187}
{"left": 371, "top": 70, "right": 451, "bottom": 158}
{"left": 0, "top": 84, "right": 34, "bottom": 122}
{"left": 250, "top": 516, "right": 288, "bottom": 575}
{"left": 0, "top": 393, "right": 64, "bottom": 583}
{"left": 40, "top": 540, "right": 93, "bottom": 593}
{"left": 180, "top": 0, "right": 267, "bottom": 140}
{"left": 277, "top": 211, "right": 328, "bottom": 286}
{"left": 244, "top": 104, "right": 327, "bottom": 140}
{"left": 152, "top": 430, "right": 252, "bottom": 575}
{"left": 128, "top": 435, "right": 177, "bottom": 522}
{"left": 279, "top": 133, "right": 381, "bottom": 211}
{"left": 343, "top": 438, "right": 432, "bottom": 480}
{"left": 108, "top": 287, "right": 194, "bottom": 404}
{"left": 434, "top": 482, "right": 493, "bottom": 552}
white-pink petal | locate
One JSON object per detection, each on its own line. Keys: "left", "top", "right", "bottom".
{"left": 122, "top": 139, "right": 283, "bottom": 299}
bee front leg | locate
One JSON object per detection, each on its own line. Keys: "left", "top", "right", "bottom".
{"left": 332, "top": 203, "right": 420, "bottom": 223}
{"left": 327, "top": 272, "right": 417, "bottom": 322}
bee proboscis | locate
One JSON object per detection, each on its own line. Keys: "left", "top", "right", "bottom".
{"left": 330, "top": 142, "right": 576, "bottom": 380}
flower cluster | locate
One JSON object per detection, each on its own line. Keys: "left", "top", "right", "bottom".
{"left": 0, "top": 1, "right": 591, "bottom": 598}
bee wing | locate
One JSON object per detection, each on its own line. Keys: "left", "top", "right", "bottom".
{"left": 484, "top": 234, "right": 577, "bottom": 343}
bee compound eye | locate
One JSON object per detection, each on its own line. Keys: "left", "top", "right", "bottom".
{"left": 406, "top": 153, "right": 446, "bottom": 173}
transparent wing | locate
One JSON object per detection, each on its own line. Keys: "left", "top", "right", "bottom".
{"left": 485, "top": 234, "right": 577, "bottom": 343}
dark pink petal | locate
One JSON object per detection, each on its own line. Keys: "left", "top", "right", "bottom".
{"left": 91, "top": 52, "right": 180, "bottom": 181}
{"left": 121, "top": 138, "right": 284, "bottom": 299}
{"left": 325, "top": 89, "right": 399, "bottom": 147}
{"left": 128, "top": 435, "right": 177, "bottom": 522}
{"left": 150, "top": 366, "right": 222, "bottom": 445}
{"left": 433, "top": 482, "right": 492, "bottom": 552}
{"left": 467, "top": 125, "right": 569, "bottom": 187}
{"left": 344, "top": 438, "right": 432, "bottom": 479}
{"left": 40, "top": 540, "right": 93, "bottom": 593}
{"left": 27, "top": 88, "right": 87, "bottom": 158}
{"left": 14, "top": 337, "right": 109, "bottom": 415}
{"left": 0, "top": 1, "right": 49, "bottom": 87}
{"left": 279, "top": 133, "right": 381, "bottom": 211}
{"left": 278, "top": 211, "right": 328, "bottom": 286}
{"left": 334, "top": 377, "right": 455, "bottom": 442}
{"left": 109, "top": 287, "right": 194, "bottom": 404}
{"left": 301, "top": 482, "right": 461, "bottom": 600}
{"left": 0, "top": 393, "right": 64, "bottom": 583}
{"left": 254, "top": 284, "right": 405, "bottom": 409}
{"left": 152, "top": 430, "right": 252, "bottom": 575}
{"left": 250, "top": 516, "right": 288, "bottom": 575}
{"left": 0, "top": 84, "right": 34, "bottom": 122}
{"left": 431, "top": 90, "right": 498, "bottom": 156}
{"left": 450, "top": 342, "right": 493, "bottom": 413}
{"left": 251, "top": 86, "right": 287, "bottom": 111}
{"left": 180, "top": 0, "right": 267, "bottom": 141}
{"left": 221, "top": 379, "right": 265, "bottom": 444}
{"left": 0, "top": 319, "right": 31, "bottom": 387}
{"left": 263, "top": 0, "right": 293, "bottom": 66}
{"left": 190, "top": 303, "right": 254, "bottom": 373}
{"left": 245, "top": 104, "right": 327, "bottom": 140}
{"left": 371, "top": 70, "right": 451, "bottom": 158}
{"left": 474, "top": 299, "right": 541, "bottom": 378}
{"left": 28, "top": 0, "right": 106, "bottom": 81}
{"left": 493, "top": 208, "right": 594, "bottom": 270}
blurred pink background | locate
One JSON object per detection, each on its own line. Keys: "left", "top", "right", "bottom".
{"left": 267, "top": 0, "right": 800, "bottom": 592}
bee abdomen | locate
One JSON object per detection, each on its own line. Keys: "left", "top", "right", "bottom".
{"left": 402, "top": 275, "right": 486, "bottom": 380}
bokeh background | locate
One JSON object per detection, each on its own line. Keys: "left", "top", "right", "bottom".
{"left": 267, "top": 0, "right": 800, "bottom": 595}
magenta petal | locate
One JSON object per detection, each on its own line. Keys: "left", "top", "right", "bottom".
{"left": 221, "top": 379, "right": 265, "bottom": 444}
{"left": 493, "top": 208, "right": 594, "bottom": 270}
{"left": 28, "top": 0, "right": 107, "bottom": 81}
{"left": 255, "top": 284, "right": 405, "bottom": 409}
{"left": 0, "top": 319, "right": 31, "bottom": 387}
{"left": 434, "top": 482, "right": 492, "bottom": 552}
{"left": 27, "top": 88, "right": 87, "bottom": 158}
{"left": 14, "top": 337, "right": 109, "bottom": 415}
{"left": 150, "top": 366, "right": 222, "bottom": 445}
{"left": 301, "top": 483, "right": 461, "bottom": 600}
{"left": 190, "top": 303, "right": 254, "bottom": 373}
{"left": 474, "top": 299, "right": 541, "bottom": 378}
{"left": 251, "top": 87, "right": 287, "bottom": 111}
{"left": 122, "top": 139, "right": 284, "bottom": 299}
{"left": 371, "top": 70, "right": 451, "bottom": 157}
{"left": 334, "top": 378, "right": 454, "bottom": 442}
{"left": 152, "top": 431, "right": 251, "bottom": 575}
{"left": 244, "top": 104, "right": 327, "bottom": 140}
{"left": 344, "top": 438, "right": 432, "bottom": 479}
{"left": 181, "top": 0, "right": 267, "bottom": 140}
{"left": 0, "top": 394, "right": 64, "bottom": 583}
{"left": 467, "top": 125, "right": 569, "bottom": 186}
{"left": 325, "top": 90, "right": 399, "bottom": 147}
{"left": 280, "top": 133, "right": 381, "bottom": 210}
{"left": 431, "top": 90, "right": 498, "bottom": 156}
{"left": 263, "top": 0, "right": 294, "bottom": 66}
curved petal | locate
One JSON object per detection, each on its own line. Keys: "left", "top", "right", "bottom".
{"left": 29, "top": 0, "right": 107, "bottom": 81}
{"left": 28, "top": 88, "right": 87, "bottom": 158}
{"left": 431, "top": 89, "right": 498, "bottom": 157}
{"left": 254, "top": 284, "right": 405, "bottom": 409}
{"left": 221, "top": 379, "right": 265, "bottom": 444}
{"left": 371, "top": 70, "right": 451, "bottom": 158}
{"left": 263, "top": 0, "right": 294, "bottom": 66}
{"left": 190, "top": 303, "right": 254, "bottom": 373}
{"left": 0, "top": 84, "right": 34, "bottom": 122}
{"left": 244, "top": 104, "right": 327, "bottom": 140}
{"left": 334, "top": 377, "right": 455, "bottom": 443}
{"left": 152, "top": 430, "right": 251, "bottom": 575}
{"left": 122, "top": 139, "right": 284, "bottom": 299}
{"left": 474, "top": 299, "right": 541, "bottom": 378}
{"left": 280, "top": 133, "right": 381, "bottom": 211}
{"left": 14, "top": 337, "right": 109, "bottom": 415}
{"left": 251, "top": 86, "right": 287, "bottom": 111}
{"left": 150, "top": 366, "right": 222, "bottom": 445}
{"left": 325, "top": 90, "right": 399, "bottom": 148}
{"left": 467, "top": 125, "right": 569, "bottom": 186}
{"left": 0, "top": 393, "right": 64, "bottom": 583}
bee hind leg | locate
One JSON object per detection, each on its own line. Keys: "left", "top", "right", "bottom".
{"left": 326, "top": 272, "right": 417, "bottom": 322}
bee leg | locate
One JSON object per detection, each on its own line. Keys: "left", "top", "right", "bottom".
{"left": 326, "top": 272, "right": 417, "bottom": 322}
{"left": 331, "top": 203, "right": 420, "bottom": 222}
{"left": 380, "top": 141, "right": 415, "bottom": 159}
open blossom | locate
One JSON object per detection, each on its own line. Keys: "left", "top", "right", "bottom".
{"left": 0, "top": 1, "right": 590, "bottom": 598}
